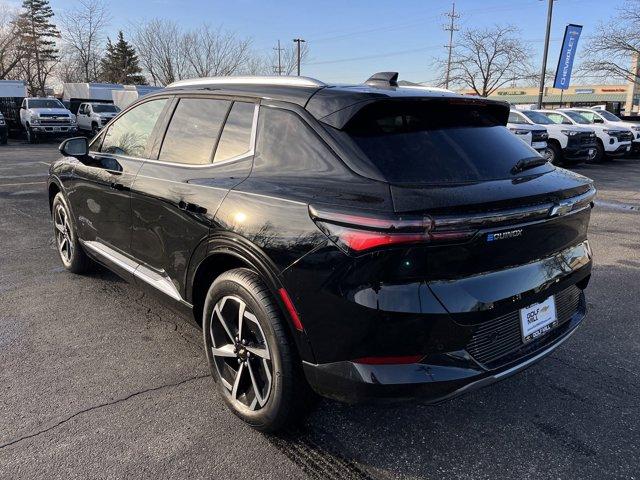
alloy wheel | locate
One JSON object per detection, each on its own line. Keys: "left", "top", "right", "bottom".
{"left": 54, "top": 203, "right": 73, "bottom": 264}
{"left": 209, "top": 295, "right": 273, "bottom": 411}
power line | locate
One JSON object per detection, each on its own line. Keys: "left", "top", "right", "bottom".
{"left": 443, "top": 2, "right": 460, "bottom": 89}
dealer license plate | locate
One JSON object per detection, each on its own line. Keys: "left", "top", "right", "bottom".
{"left": 520, "top": 295, "right": 557, "bottom": 343}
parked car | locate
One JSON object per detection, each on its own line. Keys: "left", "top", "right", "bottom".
{"left": 20, "top": 97, "right": 77, "bottom": 143}
{"left": 566, "top": 107, "right": 640, "bottom": 154}
{"left": 505, "top": 119, "right": 549, "bottom": 157}
{"left": 48, "top": 73, "right": 595, "bottom": 431}
{"left": 0, "top": 112, "right": 7, "bottom": 144}
{"left": 509, "top": 109, "right": 596, "bottom": 165}
{"left": 76, "top": 102, "right": 120, "bottom": 136}
{"left": 538, "top": 109, "right": 632, "bottom": 162}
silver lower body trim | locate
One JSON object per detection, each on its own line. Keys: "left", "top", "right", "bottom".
{"left": 82, "top": 240, "right": 183, "bottom": 302}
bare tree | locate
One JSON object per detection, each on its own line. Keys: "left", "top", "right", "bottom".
{"left": 55, "top": 44, "right": 85, "bottom": 83}
{"left": 59, "top": 0, "right": 110, "bottom": 82}
{"left": 273, "top": 42, "right": 309, "bottom": 75}
{"left": 182, "top": 25, "right": 253, "bottom": 77}
{"left": 435, "top": 25, "right": 532, "bottom": 96}
{"left": 0, "top": 5, "right": 22, "bottom": 79}
{"left": 131, "top": 19, "right": 190, "bottom": 85}
{"left": 581, "top": 0, "right": 640, "bottom": 83}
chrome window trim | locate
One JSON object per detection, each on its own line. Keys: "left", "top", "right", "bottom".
{"left": 141, "top": 103, "right": 259, "bottom": 169}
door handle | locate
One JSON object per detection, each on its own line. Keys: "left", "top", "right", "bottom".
{"left": 178, "top": 200, "right": 207, "bottom": 214}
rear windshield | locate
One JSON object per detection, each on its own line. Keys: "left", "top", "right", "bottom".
{"left": 332, "top": 100, "right": 550, "bottom": 185}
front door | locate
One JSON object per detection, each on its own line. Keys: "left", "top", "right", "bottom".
{"left": 66, "top": 97, "right": 171, "bottom": 278}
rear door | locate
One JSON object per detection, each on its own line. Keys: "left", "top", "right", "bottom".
{"left": 129, "top": 96, "right": 257, "bottom": 300}
{"left": 66, "top": 96, "right": 171, "bottom": 278}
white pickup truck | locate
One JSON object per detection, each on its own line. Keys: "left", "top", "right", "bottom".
{"left": 509, "top": 109, "right": 596, "bottom": 165}
{"left": 19, "top": 97, "right": 77, "bottom": 143}
{"left": 538, "top": 109, "right": 632, "bottom": 162}
{"left": 567, "top": 107, "right": 640, "bottom": 154}
{"left": 505, "top": 121, "right": 548, "bottom": 157}
{"left": 76, "top": 102, "right": 120, "bottom": 136}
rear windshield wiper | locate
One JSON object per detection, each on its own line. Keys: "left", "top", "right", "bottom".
{"left": 511, "top": 157, "right": 548, "bottom": 174}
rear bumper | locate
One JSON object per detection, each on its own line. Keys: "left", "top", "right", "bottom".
{"left": 303, "top": 299, "right": 586, "bottom": 403}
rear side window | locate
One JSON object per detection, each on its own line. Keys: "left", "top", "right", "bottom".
{"left": 333, "top": 100, "right": 550, "bottom": 185}
{"left": 160, "top": 98, "right": 230, "bottom": 165}
{"left": 214, "top": 102, "right": 255, "bottom": 162}
{"left": 255, "top": 107, "right": 338, "bottom": 174}
{"left": 101, "top": 98, "right": 167, "bottom": 157}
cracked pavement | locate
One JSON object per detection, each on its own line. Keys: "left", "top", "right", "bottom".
{"left": 1, "top": 141, "right": 639, "bottom": 479}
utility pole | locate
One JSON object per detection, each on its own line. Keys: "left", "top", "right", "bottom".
{"left": 443, "top": 2, "right": 460, "bottom": 90}
{"left": 273, "top": 40, "right": 284, "bottom": 75}
{"left": 293, "top": 38, "right": 306, "bottom": 76}
{"left": 537, "top": 0, "right": 554, "bottom": 109}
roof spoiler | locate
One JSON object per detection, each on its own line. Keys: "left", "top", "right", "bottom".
{"left": 364, "top": 72, "right": 399, "bottom": 88}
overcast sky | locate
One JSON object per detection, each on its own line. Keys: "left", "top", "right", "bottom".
{"left": 20, "top": 0, "right": 634, "bottom": 84}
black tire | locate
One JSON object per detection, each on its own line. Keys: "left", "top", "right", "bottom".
{"left": 0, "top": 136, "right": 7, "bottom": 145}
{"left": 546, "top": 142, "right": 563, "bottom": 165}
{"left": 91, "top": 123, "right": 100, "bottom": 137}
{"left": 51, "top": 192, "right": 92, "bottom": 274}
{"left": 26, "top": 126, "right": 37, "bottom": 144}
{"left": 592, "top": 139, "right": 606, "bottom": 163}
{"left": 202, "top": 268, "right": 314, "bottom": 432}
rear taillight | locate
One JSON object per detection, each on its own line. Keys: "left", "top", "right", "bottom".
{"left": 309, "top": 205, "right": 475, "bottom": 253}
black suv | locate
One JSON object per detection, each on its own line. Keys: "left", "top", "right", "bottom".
{"left": 48, "top": 72, "right": 595, "bottom": 431}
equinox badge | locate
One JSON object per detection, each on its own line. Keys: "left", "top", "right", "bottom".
{"left": 487, "top": 229, "right": 523, "bottom": 242}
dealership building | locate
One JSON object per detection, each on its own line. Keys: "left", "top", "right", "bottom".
{"left": 457, "top": 84, "right": 639, "bottom": 114}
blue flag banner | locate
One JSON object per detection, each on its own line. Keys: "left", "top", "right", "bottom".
{"left": 554, "top": 24, "right": 583, "bottom": 90}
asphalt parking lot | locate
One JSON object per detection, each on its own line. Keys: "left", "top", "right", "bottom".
{"left": 1, "top": 140, "right": 639, "bottom": 480}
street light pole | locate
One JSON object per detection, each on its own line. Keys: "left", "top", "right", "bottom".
{"left": 537, "top": 0, "right": 554, "bottom": 109}
{"left": 293, "top": 38, "right": 306, "bottom": 76}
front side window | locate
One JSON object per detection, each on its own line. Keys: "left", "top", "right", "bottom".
{"left": 214, "top": 102, "right": 255, "bottom": 162}
{"left": 159, "top": 98, "right": 230, "bottom": 165}
{"left": 101, "top": 98, "right": 168, "bottom": 157}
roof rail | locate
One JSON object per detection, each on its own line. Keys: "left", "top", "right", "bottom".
{"left": 166, "top": 75, "right": 326, "bottom": 89}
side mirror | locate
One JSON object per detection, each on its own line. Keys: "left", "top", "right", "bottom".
{"left": 59, "top": 137, "right": 88, "bottom": 157}
{"left": 593, "top": 117, "right": 604, "bottom": 124}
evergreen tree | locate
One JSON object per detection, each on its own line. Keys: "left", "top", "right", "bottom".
{"left": 100, "top": 31, "right": 145, "bottom": 84}
{"left": 15, "top": 0, "right": 60, "bottom": 95}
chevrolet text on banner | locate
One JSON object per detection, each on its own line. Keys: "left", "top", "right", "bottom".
{"left": 554, "top": 24, "right": 583, "bottom": 90}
